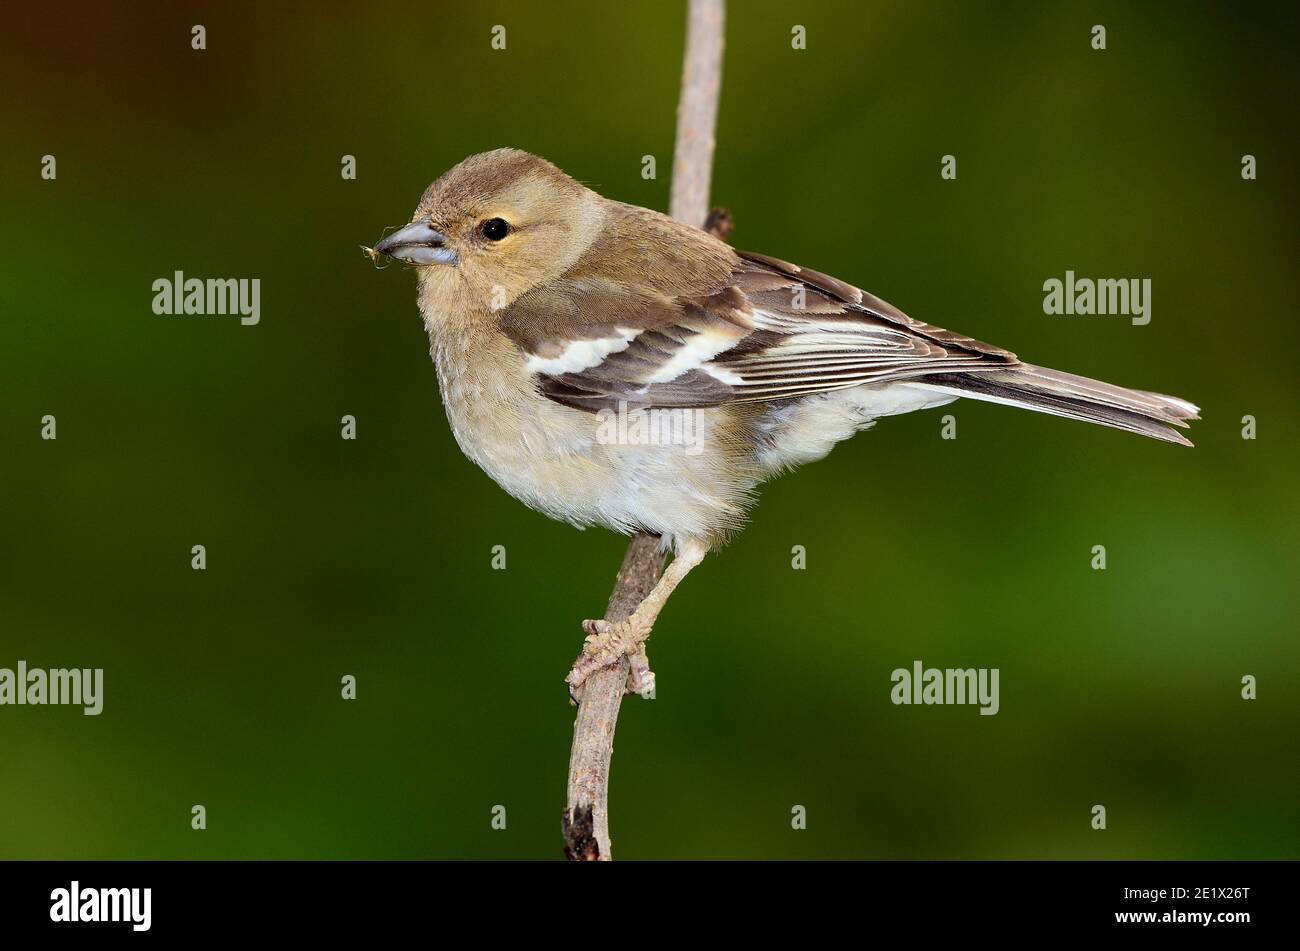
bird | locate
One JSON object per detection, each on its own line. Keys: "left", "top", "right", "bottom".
{"left": 369, "top": 148, "right": 1199, "bottom": 699}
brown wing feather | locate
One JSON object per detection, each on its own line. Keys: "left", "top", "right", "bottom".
{"left": 735, "top": 251, "right": 1016, "bottom": 360}
{"left": 497, "top": 214, "right": 1197, "bottom": 445}
{"left": 500, "top": 214, "right": 1022, "bottom": 412}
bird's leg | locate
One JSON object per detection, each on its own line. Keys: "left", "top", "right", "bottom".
{"left": 568, "top": 538, "right": 708, "bottom": 700}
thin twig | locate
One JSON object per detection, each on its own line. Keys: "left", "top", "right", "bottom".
{"left": 562, "top": 0, "right": 726, "bottom": 861}
{"left": 669, "top": 0, "right": 726, "bottom": 229}
{"left": 563, "top": 534, "right": 665, "bottom": 860}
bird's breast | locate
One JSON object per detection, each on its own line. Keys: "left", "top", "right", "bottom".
{"left": 428, "top": 325, "right": 754, "bottom": 543}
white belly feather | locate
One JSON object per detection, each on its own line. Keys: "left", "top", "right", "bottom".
{"left": 434, "top": 336, "right": 754, "bottom": 544}
{"left": 434, "top": 325, "right": 954, "bottom": 543}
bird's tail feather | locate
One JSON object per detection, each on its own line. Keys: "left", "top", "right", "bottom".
{"left": 912, "top": 364, "right": 1200, "bottom": 446}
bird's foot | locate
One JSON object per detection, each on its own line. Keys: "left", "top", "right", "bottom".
{"left": 567, "top": 616, "right": 656, "bottom": 703}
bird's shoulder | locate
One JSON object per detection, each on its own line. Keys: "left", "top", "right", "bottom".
{"left": 495, "top": 202, "right": 748, "bottom": 384}
{"left": 569, "top": 200, "right": 740, "bottom": 296}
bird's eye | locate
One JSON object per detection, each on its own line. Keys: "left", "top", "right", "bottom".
{"left": 481, "top": 218, "right": 510, "bottom": 241}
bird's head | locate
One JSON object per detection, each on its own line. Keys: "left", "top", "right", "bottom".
{"left": 369, "top": 148, "right": 605, "bottom": 313}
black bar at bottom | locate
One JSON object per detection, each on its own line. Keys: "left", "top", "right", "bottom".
{"left": 0, "top": 859, "right": 1285, "bottom": 938}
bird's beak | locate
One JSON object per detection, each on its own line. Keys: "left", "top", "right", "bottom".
{"left": 372, "top": 218, "right": 457, "bottom": 265}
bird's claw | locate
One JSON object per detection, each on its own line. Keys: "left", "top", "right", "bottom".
{"left": 567, "top": 616, "right": 656, "bottom": 703}
{"left": 626, "top": 646, "right": 656, "bottom": 698}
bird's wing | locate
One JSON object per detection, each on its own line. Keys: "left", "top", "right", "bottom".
{"left": 501, "top": 248, "right": 1020, "bottom": 413}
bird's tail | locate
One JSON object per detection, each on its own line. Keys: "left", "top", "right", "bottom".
{"left": 913, "top": 364, "right": 1200, "bottom": 446}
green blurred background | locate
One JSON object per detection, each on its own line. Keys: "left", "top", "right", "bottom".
{"left": 1, "top": 0, "right": 1296, "bottom": 859}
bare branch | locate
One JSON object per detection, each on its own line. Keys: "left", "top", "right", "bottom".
{"left": 670, "top": 0, "right": 726, "bottom": 229}
{"left": 564, "top": 534, "right": 665, "bottom": 860}
{"left": 563, "top": 0, "right": 726, "bottom": 862}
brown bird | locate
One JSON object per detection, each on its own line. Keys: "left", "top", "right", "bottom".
{"left": 370, "top": 148, "right": 1199, "bottom": 698}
